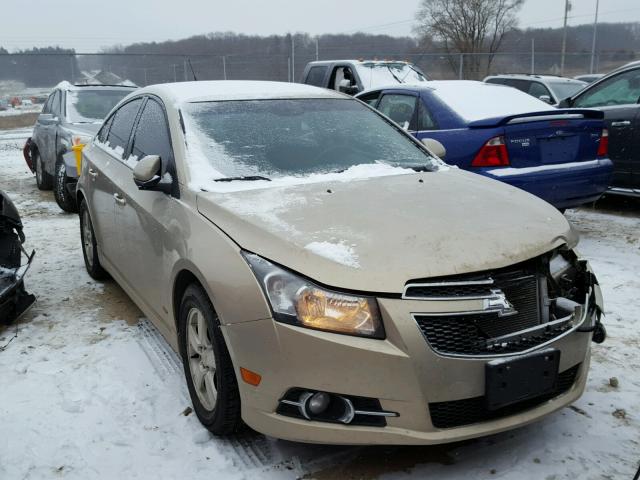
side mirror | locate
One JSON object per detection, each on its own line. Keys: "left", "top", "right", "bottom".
{"left": 421, "top": 138, "right": 447, "bottom": 159}
{"left": 558, "top": 97, "right": 572, "bottom": 108}
{"left": 38, "top": 113, "right": 58, "bottom": 125}
{"left": 338, "top": 83, "right": 360, "bottom": 95}
{"left": 133, "top": 155, "right": 172, "bottom": 193}
{"left": 539, "top": 95, "right": 552, "bottom": 104}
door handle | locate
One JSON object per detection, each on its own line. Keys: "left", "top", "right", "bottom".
{"left": 113, "top": 193, "right": 126, "bottom": 205}
{"left": 611, "top": 120, "right": 631, "bottom": 127}
{"left": 88, "top": 168, "right": 98, "bottom": 178}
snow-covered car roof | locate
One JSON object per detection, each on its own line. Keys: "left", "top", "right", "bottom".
{"left": 356, "top": 80, "right": 555, "bottom": 122}
{"left": 52, "top": 80, "right": 137, "bottom": 91}
{"left": 483, "top": 74, "right": 585, "bottom": 84}
{"left": 140, "top": 81, "right": 345, "bottom": 104}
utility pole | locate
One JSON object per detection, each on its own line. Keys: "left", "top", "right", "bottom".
{"left": 590, "top": 0, "right": 600, "bottom": 74}
{"left": 183, "top": 59, "right": 188, "bottom": 81}
{"left": 222, "top": 56, "right": 227, "bottom": 80}
{"left": 531, "top": 38, "right": 535, "bottom": 74}
{"left": 172, "top": 64, "right": 177, "bottom": 82}
{"left": 560, "top": 0, "right": 571, "bottom": 76}
{"left": 315, "top": 37, "right": 319, "bottom": 61}
{"left": 291, "top": 34, "right": 296, "bottom": 82}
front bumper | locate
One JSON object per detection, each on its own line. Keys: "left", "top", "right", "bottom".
{"left": 223, "top": 275, "right": 602, "bottom": 445}
{"left": 479, "top": 158, "right": 613, "bottom": 209}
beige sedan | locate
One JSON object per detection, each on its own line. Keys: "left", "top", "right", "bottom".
{"left": 76, "top": 81, "right": 605, "bottom": 445}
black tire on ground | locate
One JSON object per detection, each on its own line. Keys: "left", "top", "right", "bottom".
{"left": 54, "top": 160, "right": 78, "bottom": 213}
{"left": 79, "top": 199, "right": 109, "bottom": 280}
{"left": 179, "top": 284, "right": 243, "bottom": 436}
{"left": 34, "top": 151, "right": 53, "bottom": 190}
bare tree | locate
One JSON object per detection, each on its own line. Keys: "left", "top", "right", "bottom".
{"left": 415, "top": 0, "right": 524, "bottom": 79}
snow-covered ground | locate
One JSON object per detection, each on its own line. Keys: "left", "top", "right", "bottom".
{"left": 0, "top": 128, "right": 638, "bottom": 480}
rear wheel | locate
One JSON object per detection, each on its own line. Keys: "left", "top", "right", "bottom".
{"left": 179, "top": 284, "right": 242, "bottom": 436}
{"left": 34, "top": 151, "right": 53, "bottom": 190}
{"left": 54, "top": 160, "right": 78, "bottom": 213}
{"left": 79, "top": 199, "right": 108, "bottom": 280}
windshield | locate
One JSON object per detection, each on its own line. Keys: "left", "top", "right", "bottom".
{"left": 66, "top": 89, "right": 133, "bottom": 123}
{"left": 183, "top": 98, "right": 440, "bottom": 180}
{"left": 355, "top": 63, "right": 428, "bottom": 90}
{"left": 547, "top": 81, "right": 586, "bottom": 101}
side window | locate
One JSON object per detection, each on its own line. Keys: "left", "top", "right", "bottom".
{"left": 573, "top": 69, "right": 640, "bottom": 107}
{"left": 42, "top": 93, "right": 55, "bottom": 114}
{"left": 485, "top": 78, "right": 506, "bottom": 85}
{"left": 377, "top": 94, "right": 417, "bottom": 130}
{"left": 130, "top": 99, "right": 173, "bottom": 164}
{"left": 97, "top": 114, "right": 114, "bottom": 143}
{"left": 50, "top": 91, "right": 62, "bottom": 117}
{"left": 357, "top": 91, "right": 381, "bottom": 106}
{"left": 528, "top": 82, "right": 552, "bottom": 100}
{"left": 305, "top": 66, "right": 328, "bottom": 87}
{"left": 502, "top": 79, "right": 531, "bottom": 94}
{"left": 105, "top": 98, "right": 143, "bottom": 159}
{"left": 417, "top": 100, "right": 438, "bottom": 130}
{"left": 332, "top": 66, "right": 357, "bottom": 91}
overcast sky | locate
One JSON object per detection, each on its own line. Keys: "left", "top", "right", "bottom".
{"left": 1, "top": 0, "right": 639, "bottom": 51}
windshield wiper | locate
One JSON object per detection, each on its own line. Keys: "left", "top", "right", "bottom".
{"left": 214, "top": 175, "right": 271, "bottom": 182}
{"left": 387, "top": 66, "right": 404, "bottom": 84}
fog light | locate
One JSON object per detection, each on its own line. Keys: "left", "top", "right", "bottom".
{"left": 308, "top": 392, "right": 331, "bottom": 414}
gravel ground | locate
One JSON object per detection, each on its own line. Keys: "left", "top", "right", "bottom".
{"left": 0, "top": 128, "right": 638, "bottom": 480}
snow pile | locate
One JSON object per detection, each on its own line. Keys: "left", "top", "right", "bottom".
{"left": 304, "top": 241, "right": 360, "bottom": 268}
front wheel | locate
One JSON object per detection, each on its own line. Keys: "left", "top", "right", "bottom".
{"left": 35, "top": 151, "right": 53, "bottom": 190}
{"left": 79, "top": 199, "right": 108, "bottom": 280}
{"left": 54, "top": 160, "right": 78, "bottom": 213}
{"left": 179, "top": 284, "right": 242, "bottom": 436}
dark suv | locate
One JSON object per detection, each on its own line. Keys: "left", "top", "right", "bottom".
{"left": 26, "top": 82, "right": 136, "bottom": 211}
{"left": 559, "top": 62, "right": 640, "bottom": 197}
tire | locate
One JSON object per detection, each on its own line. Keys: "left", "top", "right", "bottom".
{"left": 54, "top": 160, "right": 78, "bottom": 213}
{"left": 34, "top": 150, "right": 53, "bottom": 190}
{"left": 79, "top": 199, "right": 108, "bottom": 280}
{"left": 179, "top": 284, "right": 242, "bottom": 436}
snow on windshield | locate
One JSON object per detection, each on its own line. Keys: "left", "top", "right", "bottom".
{"left": 431, "top": 81, "right": 555, "bottom": 122}
{"left": 355, "top": 63, "right": 427, "bottom": 90}
{"left": 66, "top": 89, "right": 132, "bottom": 123}
{"left": 181, "top": 98, "right": 442, "bottom": 191}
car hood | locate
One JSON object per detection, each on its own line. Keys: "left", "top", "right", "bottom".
{"left": 196, "top": 169, "right": 575, "bottom": 293}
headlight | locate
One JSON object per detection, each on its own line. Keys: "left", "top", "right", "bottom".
{"left": 242, "top": 252, "right": 384, "bottom": 339}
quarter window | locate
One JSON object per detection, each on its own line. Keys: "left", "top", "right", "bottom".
{"left": 573, "top": 69, "right": 640, "bottom": 107}
{"left": 105, "top": 98, "right": 143, "bottom": 159}
{"left": 377, "top": 94, "right": 417, "bottom": 130}
{"left": 357, "top": 91, "right": 381, "bottom": 106}
{"left": 130, "top": 99, "right": 173, "bottom": 164}
{"left": 305, "top": 66, "right": 328, "bottom": 87}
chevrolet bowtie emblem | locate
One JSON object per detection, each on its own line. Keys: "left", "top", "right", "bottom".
{"left": 483, "top": 289, "right": 518, "bottom": 317}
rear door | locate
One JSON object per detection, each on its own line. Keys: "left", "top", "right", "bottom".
{"left": 571, "top": 68, "right": 640, "bottom": 188}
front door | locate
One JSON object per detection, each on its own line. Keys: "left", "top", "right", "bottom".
{"left": 111, "top": 97, "right": 177, "bottom": 330}
{"left": 571, "top": 68, "right": 640, "bottom": 189}
{"left": 86, "top": 98, "right": 144, "bottom": 265}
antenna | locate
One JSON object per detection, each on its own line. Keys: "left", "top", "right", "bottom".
{"left": 187, "top": 58, "right": 197, "bottom": 81}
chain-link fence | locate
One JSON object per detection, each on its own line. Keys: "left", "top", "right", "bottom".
{"left": 0, "top": 50, "right": 637, "bottom": 109}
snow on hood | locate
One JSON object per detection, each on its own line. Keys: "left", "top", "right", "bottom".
{"left": 196, "top": 169, "right": 575, "bottom": 292}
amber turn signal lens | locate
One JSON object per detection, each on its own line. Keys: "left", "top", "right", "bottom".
{"left": 240, "top": 367, "right": 262, "bottom": 386}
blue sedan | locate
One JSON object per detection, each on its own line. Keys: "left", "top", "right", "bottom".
{"left": 356, "top": 81, "right": 613, "bottom": 210}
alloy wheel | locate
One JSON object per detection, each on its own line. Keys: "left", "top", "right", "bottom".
{"left": 187, "top": 307, "right": 218, "bottom": 411}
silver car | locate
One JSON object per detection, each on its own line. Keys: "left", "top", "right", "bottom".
{"left": 28, "top": 82, "right": 136, "bottom": 212}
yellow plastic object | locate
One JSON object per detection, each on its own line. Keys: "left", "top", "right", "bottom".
{"left": 71, "top": 144, "right": 85, "bottom": 173}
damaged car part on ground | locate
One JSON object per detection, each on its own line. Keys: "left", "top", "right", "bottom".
{"left": 76, "top": 81, "right": 606, "bottom": 445}
{"left": 0, "top": 190, "right": 35, "bottom": 325}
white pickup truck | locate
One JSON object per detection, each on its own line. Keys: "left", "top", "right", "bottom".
{"left": 301, "top": 59, "right": 429, "bottom": 95}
